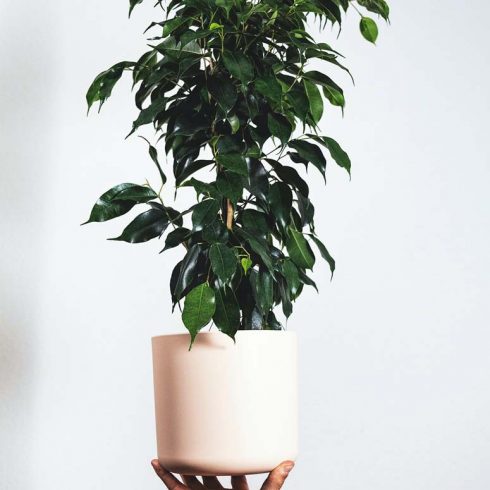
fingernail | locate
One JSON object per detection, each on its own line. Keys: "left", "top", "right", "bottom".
{"left": 282, "top": 463, "right": 295, "bottom": 476}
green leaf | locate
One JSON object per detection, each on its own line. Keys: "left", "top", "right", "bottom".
{"left": 209, "top": 243, "right": 237, "bottom": 284}
{"left": 182, "top": 283, "right": 216, "bottom": 346}
{"left": 235, "top": 228, "right": 275, "bottom": 275}
{"left": 183, "top": 178, "right": 219, "bottom": 198}
{"left": 110, "top": 208, "right": 169, "bottom": 243}
{"left": 216, "top": 0, "right": 234, "bottom": 15}
{"left": 322, "top": 137, "right": 351, "bottom": 176}
{"left": 174, "top": 244, "right": 202, "bottom": 301}
{"left": 128, "top": 97, "right": 166, "bottom": 136}
{"left": 129, "top": 0, "right": 144, "bottom": 17}
{"left": 174, "top": 159, "right": 214, "bottom": 187}
{"left": 208, "top": 77, "right": 237, "bottom": 113}
{"left": 304, "top": 71, "right": 345, "bottom": 108}
{"left": 268, "top": 113, "right": 292, "bottom": 146}
{"left": 223, "top": 52, "right": 254, "bottom": 84}
{"left": 250, "top": 269, "right": 274, "bottom": 315}
{"left": 304, "top": 80, "right": 323, "bottom": 124}
{"left": 192, "top": 199, "right": 220, "bottom": 231}
{"left": 267, "top": 159, "right": 309, "bottom": 197}
{"left": 161, "top": 227, "right": 190, "bottom": 252}
{"left": 140, "top": 137, "right": 166, "bottom": 185}
{"left": 309, "top": 234, "right": 336, "bottom": 278}
{"left": 358, "top": 0, "right": 390, "bottom": 20}
{"left": 289, "top": 140, "right": 326, "bottom": 177}
{"left": 216, "top": 171, "right": 244, "bottom": 203}
{"left": 241, "top": 209, "right": 269, "bottom": 239}
{"left": 202, "top": 220, "right": 229, "bottom": 244}
{"left": 282, "top": 259, "right": 301, "bottom": 297}
{"left": 241, "top": 257, "right": 253, "bottom": 274}
{"left": 269, "top": 182, "right": 293, "bottom": 232}
{"left": 255, "top": 74, "right": 282, "bottom": 103}
{"left": 83, "top": 183, "right": 157, "bottom": 224}
{"left": 246, "top": 158, "right": 269, "bottom": 202}
{"left": 360, "top": 17, "right": 379, "bottom": 44}
{"left": 286, "top": 228, "right": 316, "bottom": 270}
{"left": 227, "top": 113, "right": 240, "bottom": 133}
{"left": 213, "top": 286, "right": 240, "bottom": 339}
{"left": 216, "top": 153, "right": 248, "bottom": 176}
{"left": 86, "top": 62, "right": 134, "bottom": 112}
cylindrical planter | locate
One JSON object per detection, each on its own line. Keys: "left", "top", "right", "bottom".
{"left": 152, "top": 331, "right": 298, "bottom": 476}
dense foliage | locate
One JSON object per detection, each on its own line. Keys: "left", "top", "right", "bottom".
{"left": 85, "top": 0, "right": 389, "bottom": 345}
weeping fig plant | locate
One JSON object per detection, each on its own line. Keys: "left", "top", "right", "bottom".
{"left": 84, "top": 0, "right": 390, "bottom": 346}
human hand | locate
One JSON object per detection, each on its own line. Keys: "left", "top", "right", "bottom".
{"left": 151, "top": 460, "right": 294, "bottom": 489}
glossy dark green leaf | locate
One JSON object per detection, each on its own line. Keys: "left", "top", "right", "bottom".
{"left": 182, "top": 178, "right": 219, "bottom": 198}
{"left": 128, "top": 97, "right": 166, "bottom": 136}
{"left": 216, "top": 153, "right": 248, "bottom": 176}
{"left": 202, "top": 220, "right": 229, "bottom": 243}
{"left": 282, "top": 259, "right": 301, "bottom": 297}
{"left": 360, "top": 17, "right": 379, "bottom": 44}
{"left": 216, "top": 171, "right": 244, "bottom": 203}
{"left": 241, "top": 209, "right": 269, "bottom": 239}
{"left": 174, "top": 159, "right": 214, "bottom": 187}
{"left": 174, "top": 244, "right": 202, "bottom": 301}
{"left": 84, "top": 183, "right": 157, "bottom": 224}
{"left": 192, "top": 199, "right": 220, "bottom": 231}
{"left": 309, "top": 234, "right": 336, "bottom": 278}
{"left": 269, "top": 182, "right": 293, "bottom": 231}
{"left": 322, "top": 137, "right": 351, "bottom": 175}
{"left": 250, "top": 269, "right": 274, "bottom": 315}
{"left": 243, "top": 307, "right": 264, "bottom": 330}
{"left": 86, "top": 62, "right": 134, "bottom": 112}
{"left": 209, "top": 243, "right": 237, "bottom": 284}
{"left": 286, "top": 228, "right": 316, "bottom": 270}
{"left": 223, "top": 52, "right": 254, "bottom": 84}
{"left": 110, "top": 208, "right": 169, "bottom": 243}
{"left": 268, "top": 113, "right": 292, "bottom": 146}
{"left": 255, "top": 74, "right": 282, "bottom": 103}
{"left": 358, "top": 0, "right": 390, "bottom": 20}
{"left": 278, "top": 279, "right": 293, "bottom": 318}
{"left": 182, "top": 283, "right": 216, "bottom": 346}
{"left": 288, "top": 140, "right": 326, "bottom": 177}
{"left": 208, "top": 76, "right": 237, "bottom": 113}
{"left": 267, "top": 159, "right": 309, "bottom": 197}
{"left": 304, "top": 71, "right": 345, "bottom": 108}
{"left": 304, "top": 80, "right": 323, "bottom": 124}
{"left": 246, "top": 158, "right": 269, "bottom": 202}
{"left": 307, "top": 134, "right": 351, "bottom": 176}
{"left": 235, "top": 228, "right": 275, "bottom": 275}
{"left": 129, "top": 0, "right": 144, "bottom": 17}
{"left": 161, "top": 227, "right": 190, "bottom": 252}
{"left": 213, "top": 286, "right": 240, "bottom": 339}
{"left": 139, "top": 137, "right": 166, "bottom": 185}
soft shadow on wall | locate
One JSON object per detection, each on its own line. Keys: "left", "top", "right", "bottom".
{"left": 0, "top": 2, "right": 59, "bottom": 487}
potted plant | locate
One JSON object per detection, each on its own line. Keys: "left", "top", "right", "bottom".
{"left": 85, "top": 0, "right": 389, "bottom": 477}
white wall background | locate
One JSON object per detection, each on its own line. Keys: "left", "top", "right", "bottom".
{"left": 1, "top": 1, "right": 489, "bottom": 489}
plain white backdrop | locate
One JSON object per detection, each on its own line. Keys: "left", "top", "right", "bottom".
{"left": 1, "top": 0, "right": 489, "bottom": 488}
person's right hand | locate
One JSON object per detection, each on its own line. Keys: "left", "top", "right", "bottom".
{"left": 151, "top": 460, "right": 294, "bottom": 489}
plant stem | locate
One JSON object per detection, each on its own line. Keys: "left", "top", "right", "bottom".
{"left": 226, "top": 199, "right": 234, "bottom": 230}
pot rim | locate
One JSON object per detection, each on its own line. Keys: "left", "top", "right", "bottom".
{"left": 152, "top": 330, "right": 296, "bottom": 341}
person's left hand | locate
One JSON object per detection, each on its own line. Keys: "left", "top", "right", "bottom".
{"left": 151, "top": 459, "right": 294, "bottom": 489}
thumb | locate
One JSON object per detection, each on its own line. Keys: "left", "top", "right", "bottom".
{"left": 261, "top": 461, "right": 295, "bottom": 490}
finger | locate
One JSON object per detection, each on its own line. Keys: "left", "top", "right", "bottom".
{"left": 260, "top": 461, "right": 295, "bottom": 490}
{"left": 202, "top": 476, "right": 224, "bottom": 489}
{"left": 182, "top": 475, "right": 204, "bottom": 489}
{"left": 151, "top": 460, "right": 185, "bottom": 489}
{"left": 231, "top": 475, "right": 249, "bottom": 490}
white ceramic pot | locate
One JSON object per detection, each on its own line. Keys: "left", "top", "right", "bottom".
{"left": 152, "top": 331, "right": 298, "bottom": 476}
